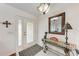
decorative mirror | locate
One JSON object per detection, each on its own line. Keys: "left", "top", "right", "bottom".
{"left": 48, "top": 12, "right": 65, "bottom": 35}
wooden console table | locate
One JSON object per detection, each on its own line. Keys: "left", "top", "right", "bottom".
{"left": 42, "top": 38, "right": 76, "bottom": 56}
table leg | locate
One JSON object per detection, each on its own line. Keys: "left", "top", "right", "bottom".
{"left": 64, "top": 48, "right": 70, "bottom": 56}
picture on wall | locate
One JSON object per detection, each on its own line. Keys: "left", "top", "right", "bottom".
{"left": 49, "top": 12, "right": 65, "bottom": 35}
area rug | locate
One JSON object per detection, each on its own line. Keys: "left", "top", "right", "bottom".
{"left": 19, "top": 44, "right": 42, "bottom": 56}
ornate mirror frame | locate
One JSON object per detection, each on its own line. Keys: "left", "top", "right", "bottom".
{"left": 48, "top": 12, "right": 65, "bottom": 35}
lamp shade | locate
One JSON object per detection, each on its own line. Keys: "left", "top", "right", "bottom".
{"left": 63, "top": 22, "right": 72, "bottom": 29}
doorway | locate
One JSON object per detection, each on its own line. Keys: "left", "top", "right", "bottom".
{"left": 18, "top": 19, "right": 35, "bottom": 50}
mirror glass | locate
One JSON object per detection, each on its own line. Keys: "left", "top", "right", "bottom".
{"left": 49, "top": 12, "right": 65, "bottom": 35}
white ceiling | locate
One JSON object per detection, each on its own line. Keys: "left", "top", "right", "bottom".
{"left": 7, "top": 3, "right": 39, "bottom": 17}
{"left": 6, "top": 3, "right": 55, "bottom": 17}
{"left": 6, "top": 3, "right": 77, "bottom": 18}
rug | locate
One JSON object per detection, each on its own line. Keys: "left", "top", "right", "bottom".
{"left": 19, "top": 44, "right": 42, "bottom": 56}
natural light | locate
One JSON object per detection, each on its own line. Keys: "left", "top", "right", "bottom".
{"left": 18, "top": 20, "right": 22, "bottom": 46}
{"left": 27, "top": 22, "right": 34, "bottom": 43}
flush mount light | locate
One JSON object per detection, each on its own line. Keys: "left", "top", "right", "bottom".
{"left": 37, "top": 3, "right": 50, "bottom": 15}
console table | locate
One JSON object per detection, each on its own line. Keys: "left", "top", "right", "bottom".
{"left": 42, "top": 38, "right": 76, "bottom": 56}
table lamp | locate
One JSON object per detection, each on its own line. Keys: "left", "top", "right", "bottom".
{"left": 63, "top": 22, "right": 72, "bottom": 45}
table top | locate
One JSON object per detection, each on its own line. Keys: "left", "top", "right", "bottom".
{"left": 43, "top": 38, "right": 76, "bottom": 50}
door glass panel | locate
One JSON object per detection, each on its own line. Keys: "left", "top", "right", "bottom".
{"left": 27, "top": 22, "right": 33, "bottom": 43}
{"left": 18, "top": 20, "right": 22, "bottom": 46}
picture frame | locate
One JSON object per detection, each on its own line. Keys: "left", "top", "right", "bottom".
{"left": 48, "top": 12, "right": 65, "bottom": 35}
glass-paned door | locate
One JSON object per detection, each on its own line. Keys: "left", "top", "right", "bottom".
{"left": 26, "top": 22, "right": 34, "bottom": 43}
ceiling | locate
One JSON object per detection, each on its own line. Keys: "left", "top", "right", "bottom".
{"left": 6, "top": 3, "right": 76, "bottom": 18}
{"left": 6, "top": 3, "right": 54, "bottom": 17}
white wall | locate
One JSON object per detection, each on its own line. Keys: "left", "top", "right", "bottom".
{"left": 38, "top": 3, "right": 79, "bottom": 49}
{"left": 0, "top": 4, "right": 37, "bottom": 55}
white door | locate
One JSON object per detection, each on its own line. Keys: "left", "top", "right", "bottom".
{"left": 18, "top": 19, "right": 34, "bottom": 48}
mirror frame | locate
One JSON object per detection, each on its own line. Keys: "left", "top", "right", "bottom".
{"left": 48, "top": 12, "right": 65, "bottom": 35}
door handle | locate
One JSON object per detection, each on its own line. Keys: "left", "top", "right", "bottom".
{"left": 24, "top": 32, "right": 26, "bottom": 35}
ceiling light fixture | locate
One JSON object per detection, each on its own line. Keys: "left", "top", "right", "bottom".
{"left": 37, "top": 3, "right": 50, "bottom": 15}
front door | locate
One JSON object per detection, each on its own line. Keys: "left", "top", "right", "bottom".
{"left": 18, "top": 19, "right": 35, "bottom": 50}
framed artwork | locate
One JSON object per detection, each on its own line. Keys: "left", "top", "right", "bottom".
{"left": 48, "top": 12, "right": 65, "bottom": 35}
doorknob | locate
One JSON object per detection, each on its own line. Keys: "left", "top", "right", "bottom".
{"left": 24, "top": 32, "right": 26, "bottom": 35}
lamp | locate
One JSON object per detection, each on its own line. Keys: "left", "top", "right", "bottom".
{"left": 63, "top": 22, "right": 72, "bottom": 45}
{"left": 37, "top": 3, "right": 50, "bottom": 15}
